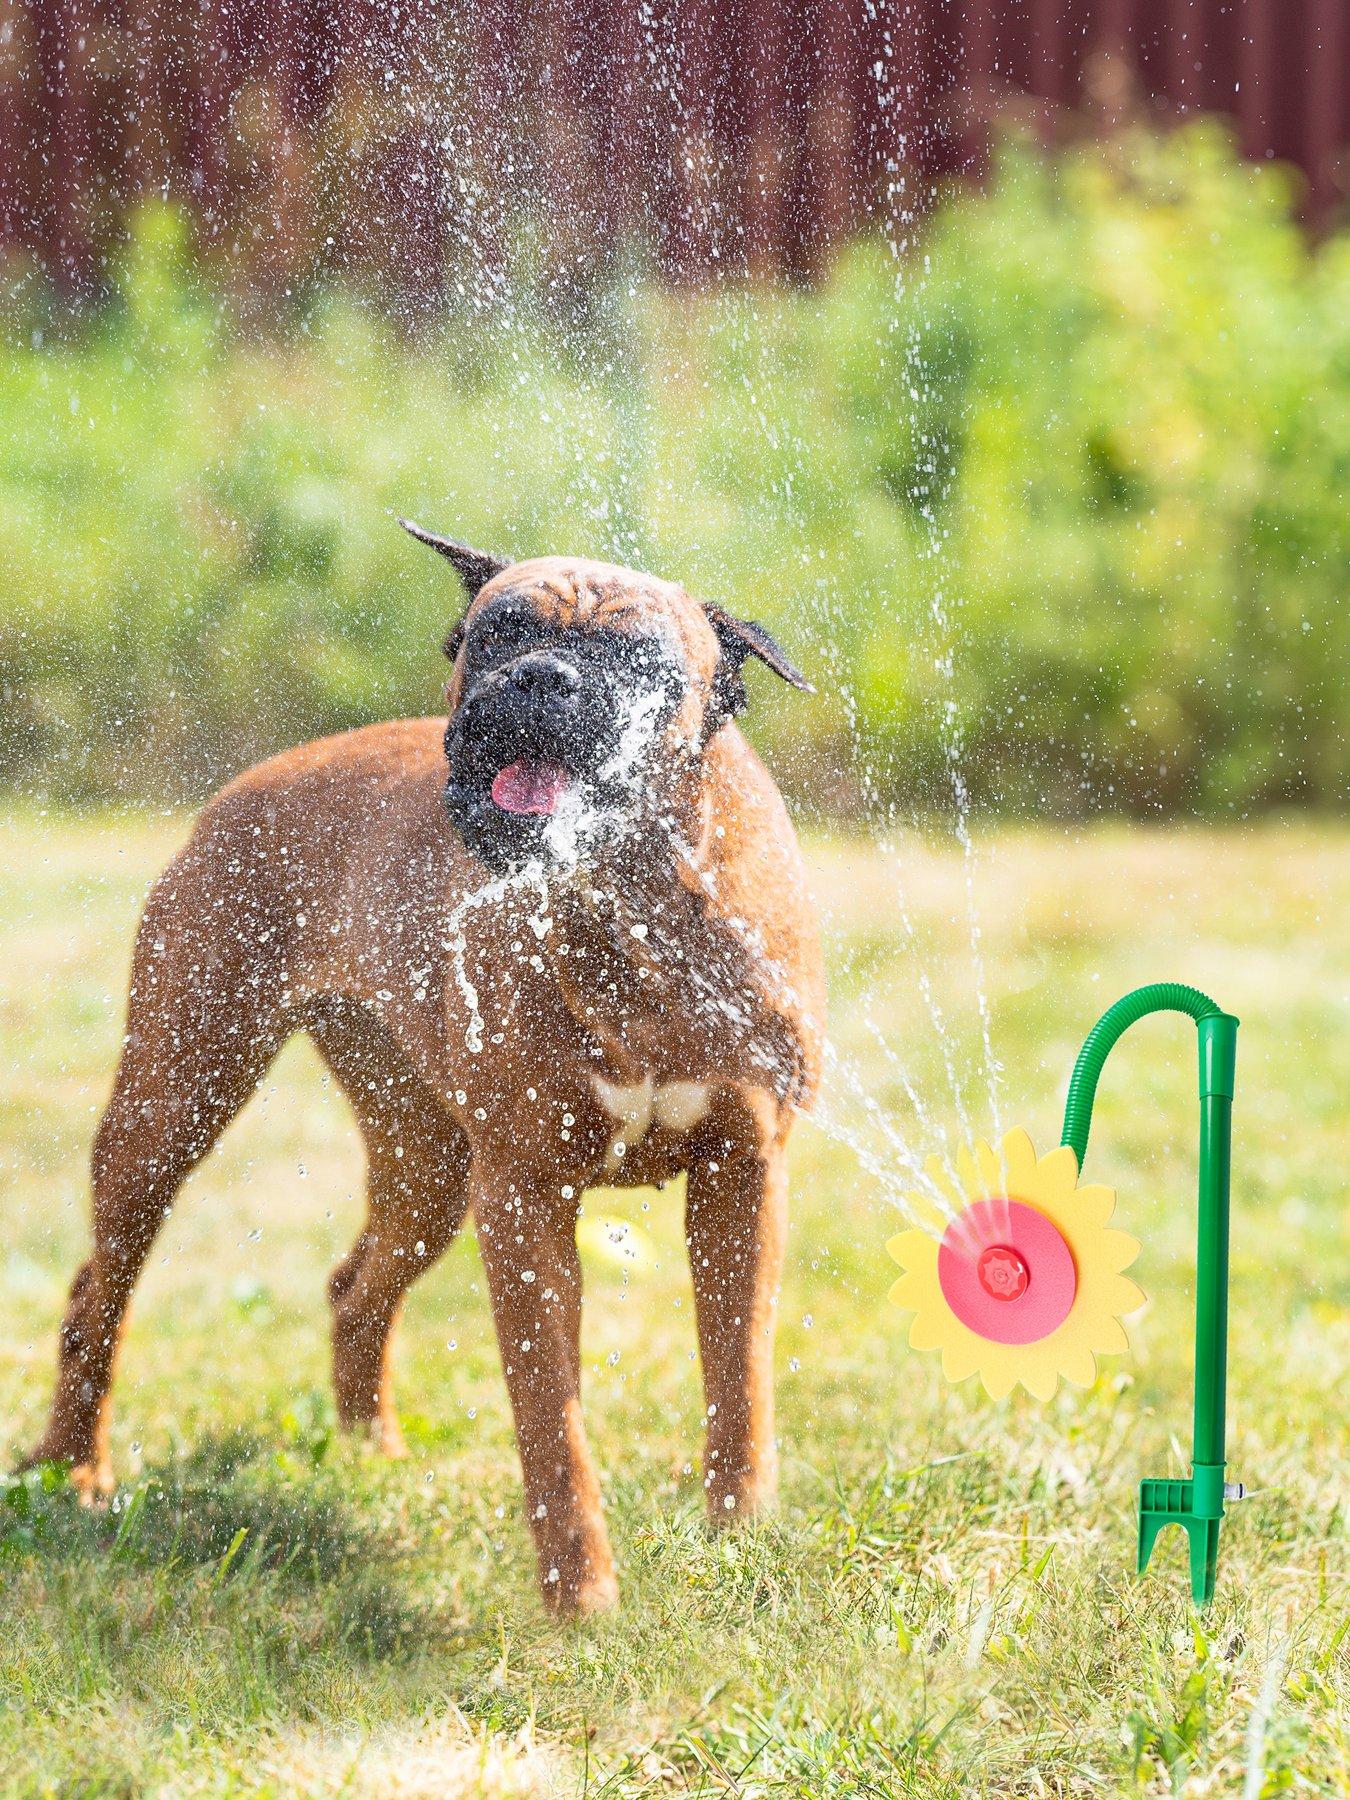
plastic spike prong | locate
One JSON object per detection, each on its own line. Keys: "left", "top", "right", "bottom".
{"left": 1138, "top": 1467, "right": 1226, "bottom": 1605}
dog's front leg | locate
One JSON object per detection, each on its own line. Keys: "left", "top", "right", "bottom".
{"left": 472, "top": 1164, "right": 618, "bottom": 1616}
{"left": 686, "top": 1121, "right": 788, "bottom": 1523}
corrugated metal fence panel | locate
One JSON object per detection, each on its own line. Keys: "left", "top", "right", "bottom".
{"left": 3, "top": 0, "right": 1346, "bottom": 304}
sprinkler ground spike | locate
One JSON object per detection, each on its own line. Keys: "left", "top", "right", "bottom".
{"left": 1061, "top": 985, "right": 1240, "bottom": 1605}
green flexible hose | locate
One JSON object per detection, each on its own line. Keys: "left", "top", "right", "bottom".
{"left": 1061, "top": 981, "right": 1223, "bottom": 1167}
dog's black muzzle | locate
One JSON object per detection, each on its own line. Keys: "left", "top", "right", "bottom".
{"left": 443, "top": 648, "right": 670, "bottom": 874}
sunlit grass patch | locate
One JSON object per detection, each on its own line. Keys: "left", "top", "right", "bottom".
{"left": 0, "top": 812, "right": 1345, "bottom": 1795}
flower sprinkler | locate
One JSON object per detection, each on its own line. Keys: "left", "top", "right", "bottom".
{"left": 887, "top": 983, "right": 1240, "bottom": 1604}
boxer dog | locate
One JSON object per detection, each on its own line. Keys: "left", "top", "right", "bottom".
{"left": 26, "top": 527, "right": 826, "bottom": 1615}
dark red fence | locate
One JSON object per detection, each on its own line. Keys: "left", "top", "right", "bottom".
{"left": 3, "top": 1, "right": 1346, "bottom": 309}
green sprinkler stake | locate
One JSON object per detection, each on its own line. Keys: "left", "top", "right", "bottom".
{"left": 1061, "top": 983, "right": 1241, "bottom": 1605}
{"left": 886, "top": 982, "right": 1242, "bottom": 1604}
{"left": 889, "top": 986, "right": 1245, "bottom": 1605}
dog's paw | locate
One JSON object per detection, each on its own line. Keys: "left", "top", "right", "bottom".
{"left": 336, "top": 1411, "right": 408, "bottom": 1459}
{"left": 704, "top": 1481, "right": 778, "bottom": 1529}
{"left": 372, "top": 1414, "right": 409, "bottom": 1459}
{"left": 69, "top": 1460, "right": 117, "bottom": 1506}
{"left": 547, "top": 1568, "right": 620, "bottom": 1621}
{"left": 16, "top": 1442, "right": 114, "bottom": 1504}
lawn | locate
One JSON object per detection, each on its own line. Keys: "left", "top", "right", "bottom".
{"left": 0, "top": 808, "right": 1345, "bottom": 1797}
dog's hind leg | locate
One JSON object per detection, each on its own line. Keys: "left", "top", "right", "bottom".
{"left": 308, "top": 1000, "right": 470, "bottom": 1454}
{"left": 26, "top": 858, "right": 288, "bottom": 1492}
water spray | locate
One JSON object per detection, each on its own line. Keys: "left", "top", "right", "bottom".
{"left": 888, "top": 983, "right": 1240, "bottom": 1604}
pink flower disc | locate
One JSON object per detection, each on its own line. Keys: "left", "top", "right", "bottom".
{"left": 937, "top": 1198, "right": 1077, "bottom": 1345}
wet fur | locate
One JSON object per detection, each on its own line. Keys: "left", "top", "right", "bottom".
{"left": 25, "top": 555, "right": 825, "bottom": 1616}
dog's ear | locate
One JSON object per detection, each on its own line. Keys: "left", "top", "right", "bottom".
{"left": 398, "top": 518, "right": 511, "bottom": 659}
{"left": 704, "top": 602, "right": 813, "bottom": 734}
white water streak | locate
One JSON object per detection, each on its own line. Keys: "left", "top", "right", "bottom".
{"left": 1242, "top": 1634, "right": 1292, "bottom": 1800}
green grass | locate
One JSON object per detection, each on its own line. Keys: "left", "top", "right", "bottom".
{"left": 0, "top": 809, "right": 1345, "bottom": 1796}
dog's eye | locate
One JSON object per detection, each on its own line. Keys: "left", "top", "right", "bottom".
{"left": 474, "top": 614, "right": 535, "bottom": 661}
{"left": 614, "top": 635, "right": 670, "bottom": 679}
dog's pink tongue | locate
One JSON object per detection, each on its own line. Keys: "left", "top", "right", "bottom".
{"left": 491, "top": 760, "right": 570, "bottom": 816}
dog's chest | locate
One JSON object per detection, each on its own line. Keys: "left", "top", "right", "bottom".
{"left": 590, "top": 1073, "right": 710, "bottom": 1172}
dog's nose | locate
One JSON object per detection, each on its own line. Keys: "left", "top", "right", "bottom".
{"left": 509, "top": 653, "right": 581, "bottom": 701}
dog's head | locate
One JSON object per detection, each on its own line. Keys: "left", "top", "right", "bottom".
{"left": 401, "top": 520, "right": 812, "bottom": 875}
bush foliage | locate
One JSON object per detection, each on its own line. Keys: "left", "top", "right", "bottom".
{"left": 1, "top": 122, "right": 1345, "bottom": 814}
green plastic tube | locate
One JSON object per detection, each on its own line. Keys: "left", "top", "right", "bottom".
{"left": 1060, "top": 982, "right": 1239, "bottom": 1604}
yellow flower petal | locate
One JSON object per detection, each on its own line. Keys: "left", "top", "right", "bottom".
{"left": 903, "top": 1192, "right": 951, "bottom": 1234}
{"left": 975, "top": 1138, "right": 1007, "bottom": 1197}
{"left": 1056, "top": 1340, "right": 1099, "bottom": 1389}
{"left": 940, "top": 1334, "right": 984, "bottom": 1384}
{"left": 1100, "top": 1229, "right": 1142, "bottom": 1274}
{"left": 1031, "top": 1144, "right": 1080, "bottom": 1202}
{"left": 955, "top": 1143, "right": 983, "bottom": 1197}
{"left": 981, "top": 1358, "right": 1019, "bottom": 1401}
{"left": 1018, "top": 1348, "right": 1062, "bottom": 1402}
{"left": 1000, "top": 1127, "right": 1040, "bottom": 1185}
{"left": 1069, "top": 1182, "right": 1117, "bottom": 1229}
{"left": 890, "top": 1269, "right": 937, "bottom": 1312}
{"left": 909, "top": 1307, "right": 952, "bottom": 1353}
{"left": 886, "top": 1229, "right": 936, "bottom": 1272}
{"left": 1089, "top": 1314, "right": 1130, "bottom": 1355}
{"left": 1112, "top": 1276, "right": 1146, "bottom": 1316}
{"left": 924, "top": 1154, "right": 968, "bottom": 1217}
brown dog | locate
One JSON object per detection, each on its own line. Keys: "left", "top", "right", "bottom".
{"left": 27, "top": 530, "right": 826, "bottom": 1614}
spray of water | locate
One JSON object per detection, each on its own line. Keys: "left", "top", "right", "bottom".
{"left": 408, "top": 8, "right": 1003, "bottom": 1235}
